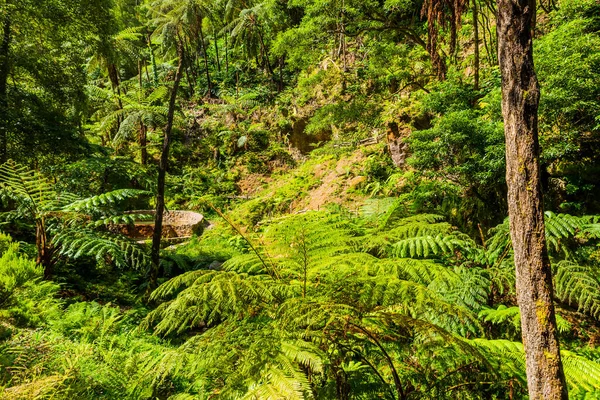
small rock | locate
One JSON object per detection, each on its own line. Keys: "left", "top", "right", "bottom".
{"left": 207, "top": 261, "right": 223, "bottom": 270}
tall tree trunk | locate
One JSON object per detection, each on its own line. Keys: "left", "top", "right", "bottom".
{"left": 35, "top": 220, "right": 53, "bottom": 280}
{"left": 198, "top": 23, "right": 213, "bottom": 98}
{"left": 183, "top": 48, "right": 194, "bottom": 98}
{"left": 144, "top": 60, "right": 151, "bottom": 83}
{"left": 497, "top": 0, "right": 568, "bottom": 398}
{"left": 256, "top": 28, "right": 276, "bottom": 84}
{"left": 138, "top": 60, "right": 144, "bottom": 98}
{"left": 138, "top": 61, "right": 148, "bottom": 165}
{"left": 148, "top": 37, "right": 159, "bottom": 86}
{"left": 184, "top": 36, "right": 199, "bottom": 87}
{"left": 139, "top": 123, "right": 148, "bottom": 165}
{"left": 278, "top": 55, "right": 285, "bottom": 92}
{"left": 108, "top": 63, "right": 123, "bottom": 111}
{"left": 148, "top": 39, "right": 184, "bottom": 296}
{"left": 213, "top": 26, "right": 221, "bottom": 72}
{"left": 473, "top": 0, "right": 480, "bottom": 90}
{"left": 224, "top": 28, "right": 229, "bottom": 74}
{"left": 0, "top": 16, "right": 11, "bottom": 163}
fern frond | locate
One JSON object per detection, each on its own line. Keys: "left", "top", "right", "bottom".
{"left": 91, "top": 213, "right": 153, "bottom": 227}
{"left": 0, "top": 160, "right": 62, "bottom": 213}
{"left": 360, "top": 197, "right": 397, "bottom": 220}
{"left": 379, "top": 210, "right": 445, "bottom": 231}
{"left": 431, "top": 266, "right": 490, "bottom": 310}
{"left": 223, "top": 253, "right": 269, "bottom": 275}
{"left": 52, "top": 228, "right": 149, "bottom": 269}
{"left": 545, "top": 211, "right": 585, "bottom": 240}
{"left": 64, "top": 189, "right": 150, "bottom": 213}
{"left": 376, "top": 258, "right": 456, "bottom": 286}
{"left": 479, "top": 305, "right": 521, "bottom": 328}
{"left": 359, "top": 277, "right": 482, "bottom": 336}
{"left": 390, "top": 233, "right": 473, "bottom": 258}
{"left": 281, "top": 340, "right": 324, "bottom": 375}
{"left": 242, "top": 353, "right": 313, "bottom": 400}
{"left": 581, "top": 222, "right": 600, "bottom": 239}
{"left": 562, "top": 350, "right": 600, "bottom": 392}
{"left": 554, "top": 261, "right": 600, "bottom": 319}
{"left": 146, "top": 271, "right": 281, "bottom": 335}
{"left": 470, "top": 339, "right": 600, "bottom": 392}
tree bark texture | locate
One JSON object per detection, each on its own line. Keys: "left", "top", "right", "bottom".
{"left": 497, "top": 0, "right": 568, "bottom": 398}
{"left": 149, "top": 39, "right": 184, "bottom": 294}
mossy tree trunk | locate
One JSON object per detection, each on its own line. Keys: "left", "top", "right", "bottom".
{"left": 497, "top": 0, "right": 568, "bottom": 398}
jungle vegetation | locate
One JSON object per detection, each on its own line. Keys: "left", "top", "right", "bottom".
{"left": 0, "top": 0, "right": 600, "bottom": 398}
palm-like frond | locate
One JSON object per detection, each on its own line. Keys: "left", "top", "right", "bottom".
{"left": 0, "top": 160, "right": 66, "bottom": 215}
{"left": 479, "top": 305, "right": 521, "bottom": 328}
{"left": 63, "top": 189, "right": 150, "bottom": 213}
{"left": 242, "top": 353, "right": 314, "bottom": 400}
{"left": 146, "top": 270, "right": 283, "bottom": 334}
{"left": 390, "top": 233, "right": 473, "bottom": 258}
{"left": 52, "top": 228, "right": 149, "bottom": 269}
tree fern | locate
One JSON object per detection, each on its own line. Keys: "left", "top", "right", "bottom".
{"left": 144, "top": 210, "right": 600, "bottom": 398}
{"left": 146, "top": 270, "right": 283, "bottom": 334}
{"left": 0, "top": 160, "right": 67, "bottom": 215}
{"left": 0, "top": 161, "right": 150, "bottom": 272}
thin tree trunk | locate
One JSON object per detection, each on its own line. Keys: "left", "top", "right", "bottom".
{"left": 108, "top": 63, "right": 123, "bottom": 110}
{"left": 36, "top": 220, "right": 53, "bottom": 280}
{"left": 482, "top": 9, "right": 497, "bottom": 62}
{"left": 473, "top": 0, "right": 480, "bottom": 90}
{"left": 144, "top": 60, "right": 150, "bottom": 83}
{"left": 139, "top": 123, "right": 147, "bottom": 165}
{"left": 278, "top": 55, "right": 285, "bottom": 92}
{"left": 224, "top": 28, "right": 229, "bottom": 74}
{"left": 148, "top": 39, "right": 184, "bottom": 295}
{"left": 497, "top": 0, "right": 567, "bottom": 398}
{"left": 0, "top": 16, "right": 11, "bottom": 163}
{"left": 0, "top": 16, "right": 9, "bottom": 97}
{"left": 148, "top": 38, "right": 159, "bottom": 86}
{"left": 183, "top": 47, "right": 194, "bottom": 97}
{"left": 257, "top": 28, "right": 275, "bottom": 79}
{"left": 184, "top": 36, "right": 199, "bottom": 87}
{"left": 138, "top": 60, "right": 144, "bottom": 98}
{"left": 198, "top": 24, "right": 213, "bottom": 98}
{"left": 213, "top": 26, "right": 221, "bottom": 72}
{"left": 480, "top": 10, "right": 493, "bottom": 65}
{"left": 138, "top": 61, "right": 148, "bottom": 165}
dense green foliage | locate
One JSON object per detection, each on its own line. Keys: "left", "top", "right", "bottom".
{"left": 0, "top": 0, "right": 599, "bottom": 398}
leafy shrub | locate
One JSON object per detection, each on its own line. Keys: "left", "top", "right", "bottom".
{"left": 0, "top": 242, "right": 60, "bottom": 327}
